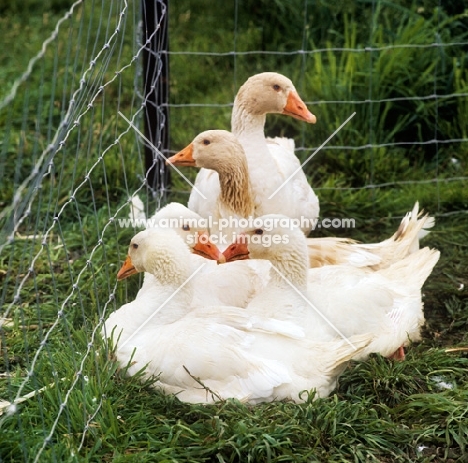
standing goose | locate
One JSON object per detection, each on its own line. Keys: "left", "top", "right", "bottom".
{"left": 103, "top": 228, "right": 373, "bottom": 404}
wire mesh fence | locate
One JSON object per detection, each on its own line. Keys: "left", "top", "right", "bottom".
{"left": 0, "top": 0, "right": 467, "bottom": 460}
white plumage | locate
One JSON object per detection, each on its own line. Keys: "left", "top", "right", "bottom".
{"left": 103, "top": 229, "right": 373, "bottom": 404}
{"left": 185, "top": 72, "right": 319, "bottom": 235}
{"left": 114, "top": 70, "right": 441, "bottom": 403}
{"left": 128, "top": 200, "right": 269, "bottom": 308}
{"left": 222, "top": 214, "right": 440, "bottom": 360}
{"left": 168, "top": 129, "right": 434, "bottom": 270}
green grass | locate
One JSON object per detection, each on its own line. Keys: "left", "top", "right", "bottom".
{"left": 1, "top": 0, "right": 468, "bottom": 461}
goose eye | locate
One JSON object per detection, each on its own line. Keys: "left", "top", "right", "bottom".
{"left": 182, "top": 224, "right": 190, "bottom": 231}
{"left": 132, "top": 243, "right": 139, "bottom": 249}
{"left": 202, "top": 139, "right": 210, "bottom": 145}
{"left": 254, "top": 229, "right": 264, "bottom": 235}
{"left": 272, "top": 84, "right": 281, "bottom": 92}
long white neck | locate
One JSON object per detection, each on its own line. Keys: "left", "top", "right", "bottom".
{"left": 129, "top": 249, "right": 202, "bottom": 326}
{"left": 104, "top": 258, "right": 201, "bottom": 351}
{"left": 120, "top": 273, "right": 195, "bottom": 330}
{"left": 267, "top": 251, "right": 308, "bottom": 292}
{"left": 231, "top": 102, "right": 267, "bottom": 146}
{"left": 246, "top": 250, "right": 309, "bottom": 325}
{"left": 231, "top": 97, "right": 284, "bottom": 208}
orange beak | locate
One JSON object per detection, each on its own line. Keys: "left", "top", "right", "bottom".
{"left": 166, "top": 143, "right": 196, "bottom": 166}
{"left": 282, "top": 91, "right": 316, "bottom": 124}
{"left": 192, "top": 232, "right": 223, "bottom": 261}
{"left": 219, "top": 238, "right": 250, "bottom": 264}
{"left": 117, "top": 255, "right": 138, "bottom": 280}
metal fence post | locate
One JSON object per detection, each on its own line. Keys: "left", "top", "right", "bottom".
{"left": 141, "top": 0, "right": 170, "bottom": 197}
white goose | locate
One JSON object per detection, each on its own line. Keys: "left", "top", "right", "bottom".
{"left": 220, "top": 215, "right": 440, "bottom": 360}
{"left": 184, "top": 72, "right": 319, "bottom": 234}
{"left": 125, "top": 200, "right": 269, "bottom": 308}
{"left": 167, "top": 130, "right": 256, "bottom": 244}
{"left": 103, "top": 228, "right": 373, "bottom": 404}
{"left": 167, "top": 129, "right": 434, "bottom": 269}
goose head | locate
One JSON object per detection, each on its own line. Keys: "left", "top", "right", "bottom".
{"left": 149, "top": 202, "right": 221, "bottom": 260}
{"left": 166, "top": 130, "right": 247, "bottom": 173}
{"left": 167, "top": 130, "right": 255, "bottom": 217}
{"left": 117, "top": 228, "right": 221, "bottom": 285}
{"left": 233, "top": 72, "right": 316, "bottom": 124}
{"left": 221, "top": 214, "right": 309, "bottom": 287}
